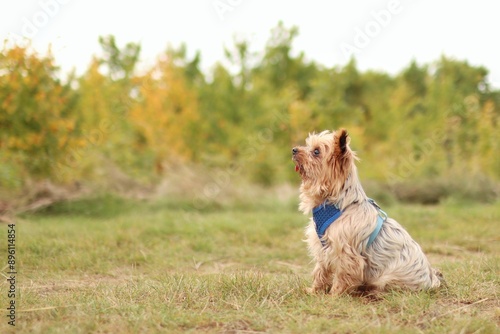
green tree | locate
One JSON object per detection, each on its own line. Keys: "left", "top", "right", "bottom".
{"left": 75, "top": 36, "right": 143, "bottom": 180}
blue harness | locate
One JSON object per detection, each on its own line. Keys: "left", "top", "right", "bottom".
{"left": 312, "top": 198, "right": 387, "bottom": 248}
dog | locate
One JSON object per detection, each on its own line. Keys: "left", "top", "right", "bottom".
{"left": 292, "top": 129, "right": 443, "bottom": 295}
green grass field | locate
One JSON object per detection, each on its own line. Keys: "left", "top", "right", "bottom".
{"left": 1, "top": 195, "right": 499, "bottom": 333}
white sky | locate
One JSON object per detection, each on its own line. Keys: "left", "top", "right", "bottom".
{"left": 1, "top": 0, "right": 499, "bottom": 88}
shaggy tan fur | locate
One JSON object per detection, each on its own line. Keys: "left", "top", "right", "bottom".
{"left": 292, "top": 129, "right": 443, "bottom": 295}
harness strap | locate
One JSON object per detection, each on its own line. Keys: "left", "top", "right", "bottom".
{"left": 312, "top": 202, "right": 342, "bottom": 246}
{"left": 312, "top": 198, "right": 388, "bottom": 248}
{"left": 366, "top": 199, "right": 387, "bottom": 248}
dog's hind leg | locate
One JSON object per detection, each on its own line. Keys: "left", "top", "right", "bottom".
{"left": 330, "top": 250, "right": 366, "bottom": 295}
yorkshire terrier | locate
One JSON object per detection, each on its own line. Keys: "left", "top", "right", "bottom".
{"left": 292, "top": 129, "right": 443, "bottom": 295}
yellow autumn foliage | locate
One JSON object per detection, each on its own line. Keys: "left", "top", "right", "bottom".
{"left": 130, "top": 54, "right": 199, "bottom": 167}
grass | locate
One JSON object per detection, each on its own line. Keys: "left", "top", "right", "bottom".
{"left": 1, "top": 195, "right": 499, "bottom": 333}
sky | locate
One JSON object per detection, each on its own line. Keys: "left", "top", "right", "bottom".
{"left": 1, "top": 0, "right": 499, "bottom": 88}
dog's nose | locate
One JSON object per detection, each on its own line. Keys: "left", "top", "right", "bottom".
{"left": 292, "top": 147, "right": 298, "bottom": 155}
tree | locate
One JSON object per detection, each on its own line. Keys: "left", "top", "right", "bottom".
{"left": 0, "top": 44, "right": 80, "bottom": 184}
{"left": 129, "top": 48, "right": 200, "bottom": 175}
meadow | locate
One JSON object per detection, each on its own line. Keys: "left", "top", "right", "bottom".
{"left": 1, "top": 194, "right": 498, "bottom": 333}
{"left": 1, "top": 16, "right": 499, "bottom": 334}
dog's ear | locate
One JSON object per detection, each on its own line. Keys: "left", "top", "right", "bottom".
{"left": 333, "top": 128, "right": 349, "bottom": 157}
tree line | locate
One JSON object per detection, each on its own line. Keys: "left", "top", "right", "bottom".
{"left": 1, "top": 23, "right": 499, "bottom": 195}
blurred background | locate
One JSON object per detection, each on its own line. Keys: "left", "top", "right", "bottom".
{"left": 1, "top": 0, "right": 499, "bottom": 212}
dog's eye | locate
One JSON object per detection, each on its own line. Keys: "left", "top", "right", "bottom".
{"left": 313, "top": 148, "right": 320, "bottom": 156}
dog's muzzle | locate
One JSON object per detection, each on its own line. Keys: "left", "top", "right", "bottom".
{"left": 292, "top": 148, "right": 302, "bottom": 172}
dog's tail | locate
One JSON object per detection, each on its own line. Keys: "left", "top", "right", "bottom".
{"left": 367, "top": 266, "right": 444, "bottom": 291}
{"left": 431, "top": 267, "right": 446, "bottom": 289}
